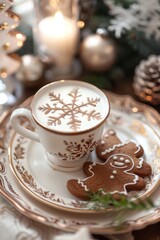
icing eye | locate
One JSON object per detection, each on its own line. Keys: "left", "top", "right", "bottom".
{"left": 125, "top": 159, "right": 130, "bottom": 163}
{"left": 113, "top": 170, "right": 117, "bottom": 174}
{"left": 110, "top": 175, "right": 115, "bottom": 179}
{"left": 113, "top": 156, "right": 118, "bottom": 160}
{"left": 120, "top": 157, "right": 124, "bottom": 161}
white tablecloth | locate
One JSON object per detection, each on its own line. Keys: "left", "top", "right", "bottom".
{"left": 0, "top": 195, "right": 135, "bottom": 240}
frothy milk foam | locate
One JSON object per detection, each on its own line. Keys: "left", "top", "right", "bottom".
{"left": 32, "top": 81, "right": 109, "bottom": 133}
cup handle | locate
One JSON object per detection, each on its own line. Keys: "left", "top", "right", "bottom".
{"left": 10, "top": 108, "right": 40, "bottom": 142}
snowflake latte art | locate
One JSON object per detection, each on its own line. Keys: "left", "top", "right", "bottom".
{"left": 33, "top": 81, "right": 109, "bottom": 133}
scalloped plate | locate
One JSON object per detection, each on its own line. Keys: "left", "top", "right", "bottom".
{"left": 8, "top": 92, "right": 160, "bottom": 213}
{"left": 0, "top": 92, "right": 160, "bottom": 234}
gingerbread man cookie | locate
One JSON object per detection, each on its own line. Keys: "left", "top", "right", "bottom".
{"left": 96, "top": 129, "right": 151, "bottom": 178}
{"left": 67, "top": 153, "right": 146, "bottom": 200}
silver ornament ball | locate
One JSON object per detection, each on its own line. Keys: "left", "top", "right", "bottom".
{"left": 16, "top": 55, "right": 45, "bottom": 87}
{"left": 80, "top": 34, "right": 116, "bottom": 72}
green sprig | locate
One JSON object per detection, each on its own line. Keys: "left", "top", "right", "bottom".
{"left": 88, "top": 191, "right": 155, "bottom": 229}
{"left": 89, "top": 190, "right": 154, "bottom": 211}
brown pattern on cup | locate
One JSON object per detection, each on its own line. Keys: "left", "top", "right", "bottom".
{"left": 13, "top": 137, "right": 26, "bottom": 160}
{"left": 55, "top": 134, "right": 97, "bottom": 161}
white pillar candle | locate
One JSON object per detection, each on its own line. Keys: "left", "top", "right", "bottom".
{"left": 38, "top": 11, "right": 78, "bottom": 66}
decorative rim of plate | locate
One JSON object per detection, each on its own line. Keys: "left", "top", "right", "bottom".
{"left": 0, "top": 93, "right": 160, "bottom": 234}
{"left": 8, "top": 92, "right": 160, "bottom": 213}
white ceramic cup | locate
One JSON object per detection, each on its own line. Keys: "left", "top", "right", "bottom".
{"left": 10, "top": 80, "right": 110, "bottom": 171}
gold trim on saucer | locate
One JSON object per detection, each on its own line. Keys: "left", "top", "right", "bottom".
{"left": 8, "top": 92, "right": 160, "bottom": 213}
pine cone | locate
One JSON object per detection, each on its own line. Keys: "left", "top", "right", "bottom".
{"left": 133, "top": 55, "right": 160, "bottom": 105}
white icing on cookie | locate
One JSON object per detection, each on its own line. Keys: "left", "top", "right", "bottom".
{"left": 101, "top": 143, "right": 124, "bottom": 156}
{"left": 125, "top": 159, "right": 130, "bottom": 163}
{"left": 136, "top": 157, "right": 144, "bottom": 169}
{"left": 114, "top": 161, "right": 124, "bottom": 167}
{"left": 101, "top": 140, "right": 141, "bottom": 156}
{"left": 134, "top": 175, "right": 139, "bottom": 183}
{"left": 77, "top": 153, "right": 138, "bottom": 196}
{"left": 107, "top": 155, "right": 140, "bottom": 195}
{"left": 78, "top": 179, "right": 89, "bottom": 191}
{"left": 110, "top": 175, "right": 115, "bottom": 179}
{"left": 78, "top": 133, "right": 146, "bottom": 197}
{"left": 101, "top": 172, "right": 139, "bottom": 196}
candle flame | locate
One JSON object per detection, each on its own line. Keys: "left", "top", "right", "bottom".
{"left": 54, "top": 11, "right": 64, "bottom": 23}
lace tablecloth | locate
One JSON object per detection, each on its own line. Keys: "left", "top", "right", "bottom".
{"left": 0, "top": 195, "right": 134, "bottom": 240}
{"left": 0, "top": 195, "right": 61, "bottom": 240}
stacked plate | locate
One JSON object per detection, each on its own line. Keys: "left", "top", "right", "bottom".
{"left": 0, "top": 91, "right": 160, "bottom": 235}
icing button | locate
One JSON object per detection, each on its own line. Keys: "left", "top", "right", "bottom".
{"left": 110, "top": 175, "right": 115, "bottom": 179}
{"left": 104, "top": 134, "right": 108, "bottom": 138}
{"left": 113, "top": 170, "right": 117, "bottom": 174}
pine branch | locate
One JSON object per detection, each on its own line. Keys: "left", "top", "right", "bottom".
{"left": 88, "top": 191, "right": 155, "bottom": 228}
{"left": 88, "top": 191, "right": 154, "bottom": 211}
